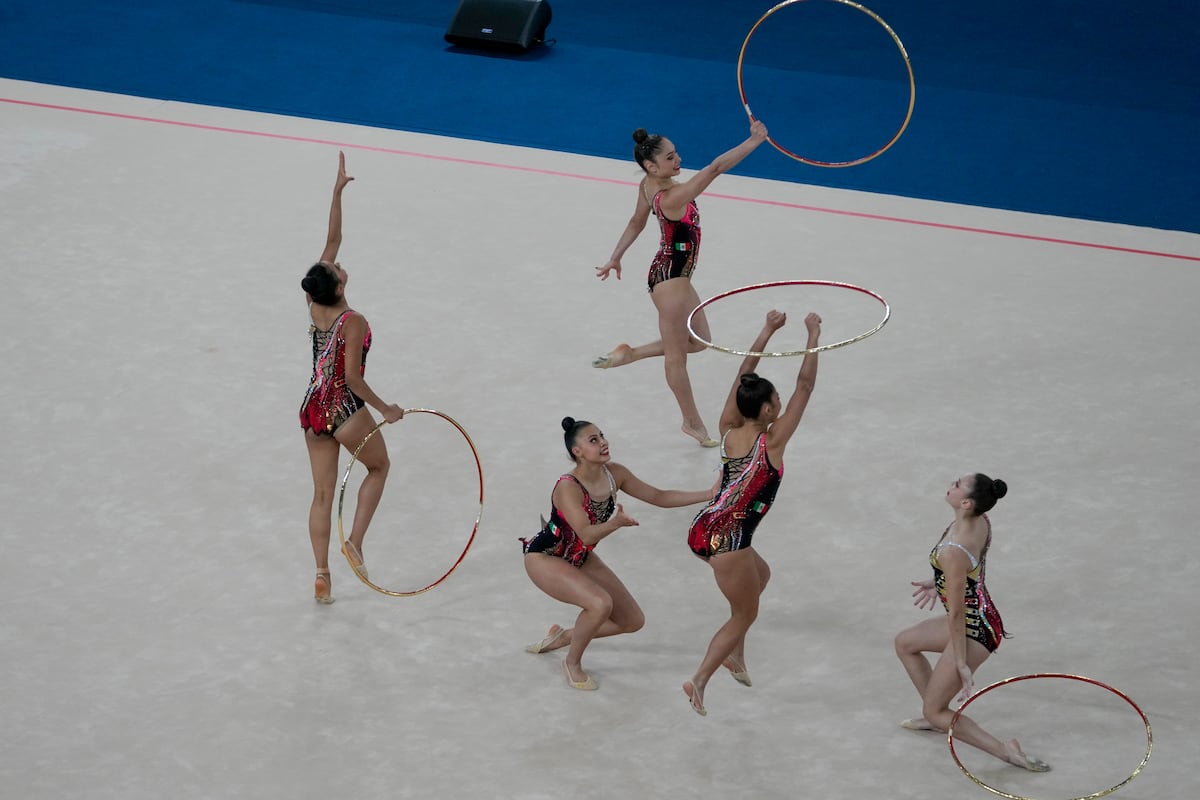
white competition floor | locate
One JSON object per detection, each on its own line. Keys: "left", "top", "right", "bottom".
{"left": 2, "top": 78, "right": 1197, "bottom": 799}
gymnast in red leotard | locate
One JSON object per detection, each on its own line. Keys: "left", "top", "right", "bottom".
{"left": 521, "top": 417, "right": 715, "bottom": 692}
{"left": 592, "top": 119, "right": 769, "bottom": 448}
{"left": 298, "top": 151, "right": 404, "bottom": 605}
{"left": 645, "top": 188, "right": 701, "bottom": 291}
{"left": 686, "top": 432, "right": 782, "bottom": 560}
{"left": 299, "top": 307, "right": 370, "bottom": 436}
{"left": 681, "top": 309, "right": 821, "bottom": 717}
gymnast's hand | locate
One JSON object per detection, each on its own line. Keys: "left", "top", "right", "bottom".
{"left": 334, "top": 150, "right": 354, "bottom": 191}
{"left": 804, "top": 312, "right": 822, "bottom": 337}
{"left": 955, "top": 663, "right": 975, "bottom": 705}
{"left": 911, "top": 580, "right": 938, "bottom": 610}
{"left": 596, "top": 258, "right": 622, "bottom": 281}
{"left": 764, "top": 309, "right": 786, "bottom": 332}
{"left": 382, "top": 404, "right": 404, "bottom": 424}
{"left": 613, "top": 504, "right": 639, "bottom": 528}
{"left": 749, "top": 119, "right": 768, "bottom": 142}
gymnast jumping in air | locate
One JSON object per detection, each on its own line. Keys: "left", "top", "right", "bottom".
{"left": 298, "top": 152, "right": 404, "bottom": 604}
{"left": 682, "top": 309, "right": 821, "bottom": 715}
{"left": 593, "top": 119, "right": 769, "bottom": 448}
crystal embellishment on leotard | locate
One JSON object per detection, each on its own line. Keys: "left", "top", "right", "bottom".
{"left": 928, "top": 520, "right": 1006, "bottom": 652}
{"left": 689, "top": 434, "right": 781, "bottom": 559}
{"left": 299, "top": 310, "right": 372, "bottom": 436}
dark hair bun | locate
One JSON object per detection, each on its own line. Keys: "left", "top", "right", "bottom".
{"left": 739, "top": 373, "right": 760, "bottom": 388}
{"left": 632, "top": 128, "right": 648, "bottom": 144}
{"left": 991, "top": 478, "right": 1008, "bottom": 499}
{"left": 561, "top": 417, "right": 576, "bottom": 432}
{"left": 301, "top": 262, "right": 341, "bottom": 306}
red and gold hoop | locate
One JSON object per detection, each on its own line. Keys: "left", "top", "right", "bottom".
{"left": 337, "top": 409, "right": 484, "bottom": 597}
{"left": 737, "top": 0, "right": 915, "bottom": 167}
{"left": 948, "top": 673, "right": 1153, "bottom": 800}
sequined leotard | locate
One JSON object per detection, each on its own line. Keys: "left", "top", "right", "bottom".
{"left": 646, "top": 188, "right": 701, "bottom": 291}
{"left": 299, "top": 308, "right": 371, "bottom": 435}
{"left": 687, "top": 432, "right": 781, "bottom": 559}
{"left": 521, "top": 469, "right": 617, "bottom": 568}
{"left": 929, "top": 518, "right": 1006, "bottom": 652}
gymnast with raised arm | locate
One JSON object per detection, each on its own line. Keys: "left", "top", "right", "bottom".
{"left": 298, "top": 152, "right": 404, "bottom": 603}
{"left": 593, "top": 120, "right": 769, "bottom": 448}
{"left": 682, "top": 309, "right": 821, "bottom": 716}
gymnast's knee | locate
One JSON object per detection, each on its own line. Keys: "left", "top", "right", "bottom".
{"left": 622, "top": 607, "right": 646, "bottom": 634}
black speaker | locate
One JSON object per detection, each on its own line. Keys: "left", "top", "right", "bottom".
{"left": 444, "top": 0, "right": 552, "bottom": 53}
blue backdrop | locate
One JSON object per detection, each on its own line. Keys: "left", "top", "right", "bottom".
{"left": 2, "top": 0, "right": 1197, "bottom": 233}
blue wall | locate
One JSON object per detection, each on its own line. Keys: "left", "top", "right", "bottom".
{"left": 2, "top": 1, "right": 1196, "bottom": 233}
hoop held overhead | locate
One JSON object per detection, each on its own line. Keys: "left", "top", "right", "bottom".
{"left": 686, "top": 280, "right": 890, "bottom": 357}
{"left": 737, "top": 0, "right": 916, "bottom": 167}
{"left": 337, "top": 408, "right": 485, "bottom": 597}
{"left": 948, "top": 673, "right": 1153, "bottom": 800}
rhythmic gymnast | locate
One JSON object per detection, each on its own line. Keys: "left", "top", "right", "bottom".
{"left": 298, "top": 152, "right": 404, "bottom": 604}
{"left": 682, "top": 310, "right": 821, "bottom": 715}
{"left": 522, "top": 417, "right": 716, "bottom": 690}
{"left": 893, "top": 474, "right": 1051, "bottom": 771}
{"left": 593, "top": 120, "right": 769, "bottom": 448}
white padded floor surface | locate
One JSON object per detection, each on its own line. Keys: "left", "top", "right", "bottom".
{"left": 2, "top": 78, "right": 1196, "bottom": 799}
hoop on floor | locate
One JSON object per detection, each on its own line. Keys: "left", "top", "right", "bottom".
{"left": 686, "top": 280, "right": 890, "bottom": 357}
{"left": 337, "top": 408, "right": 484, "bottom": 597}
{"left": 948, "top": 673, "right": 1153, "bottom": 800}
{"left": 737, "top": 0, "right": 915, "bottom": 167}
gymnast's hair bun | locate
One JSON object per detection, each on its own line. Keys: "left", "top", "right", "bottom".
{"left": 301, "top": 262, "right": 340, "bottom": 306}
{"left": 991, "top": 478, "right": 1008, "bottom": 499}
{"left": 561, "top": 417, "right": 576, "bottom": 432}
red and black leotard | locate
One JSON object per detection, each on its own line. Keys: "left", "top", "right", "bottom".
{"left": 646, "top": 189, "right": 701, "bottom": 291}
{"left": 299, "top": 308, "right": 371, "bottom": 435}
{"left": 687, "top": 433, "right": 781, "bottom": 559}
{"left": 521, "top": 469, "right": 616, "bottom": 568}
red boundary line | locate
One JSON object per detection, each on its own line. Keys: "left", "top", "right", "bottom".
{"left": 704, "top": 191, "right": 1199, "bottom": 262}
{"left": 4, "top": 96, "right": 1197, "bottom": 263}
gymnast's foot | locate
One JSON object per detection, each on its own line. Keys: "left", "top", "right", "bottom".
{"left": 682, "top": 423, "right": 718, "bottom": 448}
{"left": 341, "top": 539, "right": 368, "bottom": 580}
{"left": 683, "top": 680, "right": 707, "bottom": 716}
{"left": 525, "top": 624, "right": 570, "bottom": 654}
{"left": 900, "top": 717, "right": 938, "bottom": 731}
{"left": 314, "top": 569, "right": 334, "bottom": 604}
{"left": 1004, "top": 739, "right": 1051, "bottom": 771}
{"left": 562, "top": 660, "right": 598, "bottom": 691}
{"left": 592, "top": 343, "right": 633, "bottom": 369}
{"left": 722, "top": 656, "right": 752, "bottom": 687}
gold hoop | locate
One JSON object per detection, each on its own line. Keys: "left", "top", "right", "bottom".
{"left": 337, "top": 409, "right": 484, "bottom": 597}
{"left": 948, "top": 673, "right": 1153, "bottom": 800}
{"left": 686, "top": 279, "right": 890, "bottom": 357}
{"left": 737, "top": 0, "right": 916, "bottom": 167}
